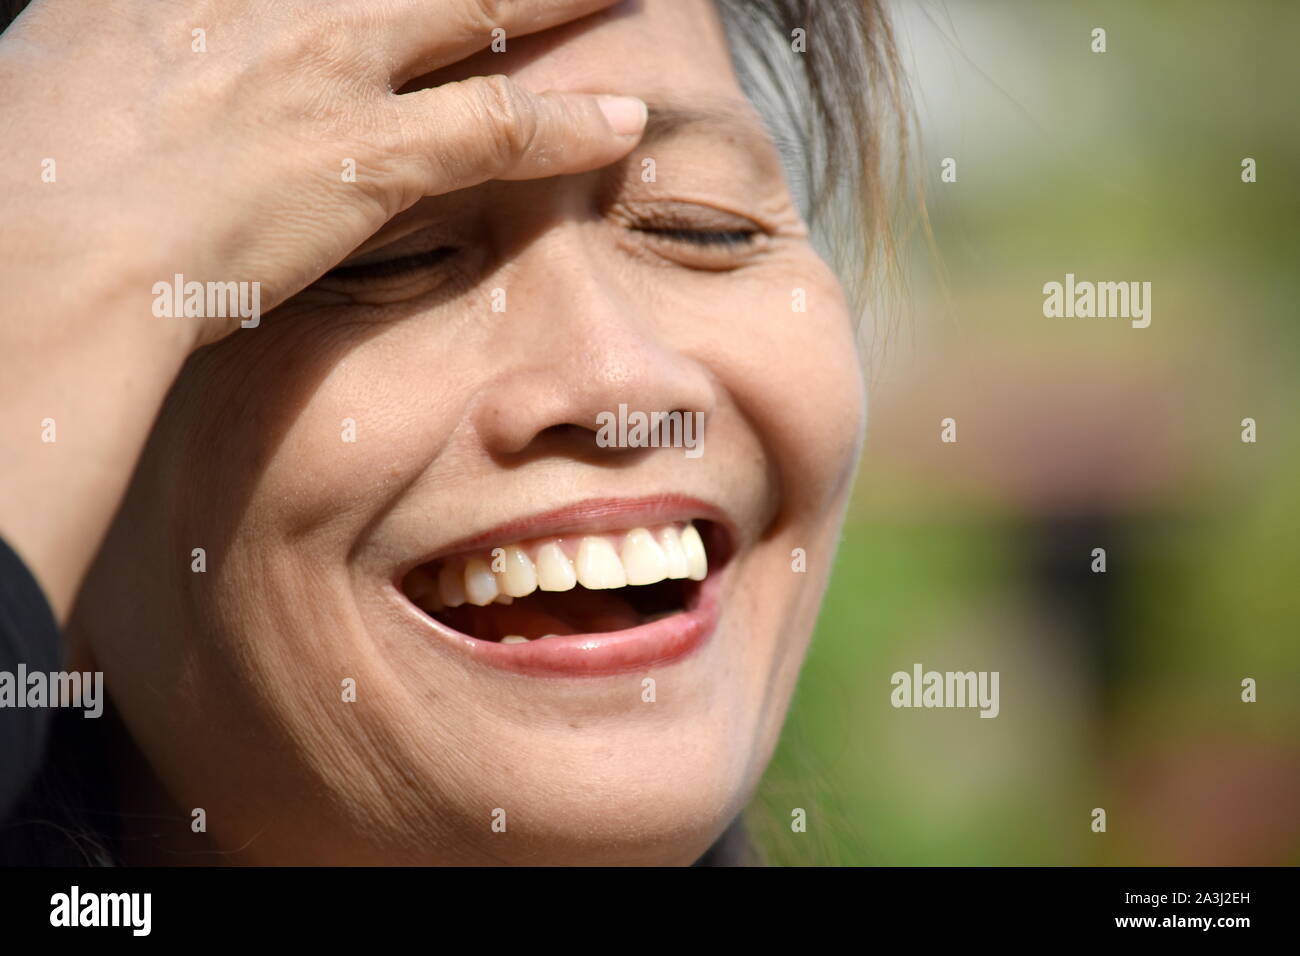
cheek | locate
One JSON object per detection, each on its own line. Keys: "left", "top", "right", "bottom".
{"left": 181, "top": 313, "right": 462, "bottom": 548}
{"left": 699, "top": 257, "right": 866, "bottom": 517}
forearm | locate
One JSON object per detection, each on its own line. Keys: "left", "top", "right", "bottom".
{"left": 0, "top": 269, "right": 191, "bottom": 623}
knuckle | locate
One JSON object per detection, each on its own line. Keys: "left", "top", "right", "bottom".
{"left": 473, "top": 74, "right": 541, "bottom": 165}
{"left": 467, "top": 0, "right": 507, "bottom": 34}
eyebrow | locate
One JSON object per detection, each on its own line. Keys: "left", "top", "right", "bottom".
{"left": 640, "top": 97, "right": 779, "bottom": 163}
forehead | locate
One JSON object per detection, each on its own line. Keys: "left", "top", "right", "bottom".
{"left": 445, "top": 0, "right": 742, "bottom": 96}
{"left": 412, "top": 0, "right": 782, "bottom": 179}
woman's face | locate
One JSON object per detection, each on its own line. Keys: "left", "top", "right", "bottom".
{"left": 76, "top": 0, "right": 865, "bottom": 864}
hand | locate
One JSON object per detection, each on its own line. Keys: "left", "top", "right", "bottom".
{"left": 0, "top": 0, "right": 646, "bottom": 348}
{"left": 0, "top": 0, "right": 646, "bottom": 620}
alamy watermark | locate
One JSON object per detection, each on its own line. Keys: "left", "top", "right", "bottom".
{"left": 50, "top": 886, "right": 150, "bottom": 936}
{"left": 890, "top": 663, "right": 1000, "bottom": 718}
{"left": 1043, "top": 273, "right": 1151, "bottom": 328}
{"left": 152, "top": 273, "right": 261, "bottom": 328}
{"left": 595, "top": 404, "right": 704, "bottom": 459}
{"left": 0, "top": 666, "right": 103, "bottom": 717}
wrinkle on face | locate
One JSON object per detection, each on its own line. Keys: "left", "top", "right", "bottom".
{"left": 76, "top": 0, "right": 868, "bottom": 865}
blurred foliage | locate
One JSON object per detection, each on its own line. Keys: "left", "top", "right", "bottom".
{"left": 749, "top": 0, "right": 1300, "bottom": 865}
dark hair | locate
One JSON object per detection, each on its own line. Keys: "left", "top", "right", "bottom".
{"left": 0, "top": 0, "right": 908, "bottom": 867}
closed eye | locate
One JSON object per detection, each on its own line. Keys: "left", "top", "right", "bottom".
{"left": 324, "top": 246, "right": 457, "bottom": 281}
{"left": 633, "top": 227, "right": 757, "bottom": 247}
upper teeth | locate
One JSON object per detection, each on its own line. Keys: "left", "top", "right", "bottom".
{"left": 535, "top": 542, "right": 576, "bottom": 591}
{"left": 408, "top": 522, "right": 709, "bottom": 610}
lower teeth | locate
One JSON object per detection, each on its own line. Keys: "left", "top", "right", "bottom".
{"left": 499, "top": 633, "right": 567, "bottom": 644}
{"left": 497, "top": 614, "right": 675, "bottom": 645}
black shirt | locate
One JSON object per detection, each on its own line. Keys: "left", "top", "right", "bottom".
{"left": 0, "top": 535, "right": 61, "bottom": 821}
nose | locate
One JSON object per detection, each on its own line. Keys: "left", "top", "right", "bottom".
{"left": 468, "top": 226, "right": 717, "bottom": 461}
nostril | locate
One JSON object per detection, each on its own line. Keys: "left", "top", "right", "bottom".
{"left": 538, "top": 423, "right": 592, "bottom": 441}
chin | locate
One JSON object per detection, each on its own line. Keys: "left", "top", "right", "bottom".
{"left": 337, "top": 496, "right": 796, "bottom": 865}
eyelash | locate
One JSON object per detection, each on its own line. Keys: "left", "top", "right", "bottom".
{"left": 322, "top": 223, "right": 761, "bottom": 285}
{"left": 324, "top": 247, "right": 456, "bottom": 281}
{"left": 634, "top": 226, "right": 759, "bottom": 247}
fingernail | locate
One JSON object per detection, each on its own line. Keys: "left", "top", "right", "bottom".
{"left": 596, "top": 95, "right": 647, "bottom": 137}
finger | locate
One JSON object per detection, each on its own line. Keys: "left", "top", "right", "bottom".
{"left": 377, "top": 0, "right": 622, "bottom": 86}
{"left": 387, "top": 75, "right": 646, "bottom": 194}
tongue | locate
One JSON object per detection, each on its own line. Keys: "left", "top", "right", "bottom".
{"left": 436, "top": 588, "right": 643, "bottom": 642}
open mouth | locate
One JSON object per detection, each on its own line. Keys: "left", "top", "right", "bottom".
{"left": 399, "top": 520, "right": 729, "bottom": 645}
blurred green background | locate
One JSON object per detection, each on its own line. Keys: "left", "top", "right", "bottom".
{"left": 749, "top": 0, "right": 1300, "bottom": 865}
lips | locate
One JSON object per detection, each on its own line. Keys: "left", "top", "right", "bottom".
{"left": 392, "top": 497, "right": 733, "bottom": 676}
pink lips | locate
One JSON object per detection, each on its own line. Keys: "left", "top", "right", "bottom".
{"left": 394, "top": 495, "right": 730, "bottom": 677}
